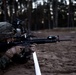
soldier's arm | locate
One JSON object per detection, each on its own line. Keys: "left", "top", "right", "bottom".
{"left": 0, "top": 44, "right": 36, "bottom": 69}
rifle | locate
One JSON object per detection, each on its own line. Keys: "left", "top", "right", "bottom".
{"left": 11, "top": 34, "right": 70, "bottom": 75}
{"left": 0, "top": 35, "right": 71, "bottom": 51}
{"left": 7, "top": 35, "right": 71, "bottom": 45}
{"left": 0, "top": 35, "right": 71, "bottom": 75}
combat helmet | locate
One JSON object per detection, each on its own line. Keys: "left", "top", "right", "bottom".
{"left": 0, "top": 22, "right": 13, "bottom": 42}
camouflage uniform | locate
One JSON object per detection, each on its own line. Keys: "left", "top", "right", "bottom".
{"left": 0, "top": 22, "right": 13, "bottom": 69}
{"left": 0, "top": 22, "right": 35, "bottom": 69}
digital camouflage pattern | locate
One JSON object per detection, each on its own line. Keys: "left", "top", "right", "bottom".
{"left": 0, "top": 22, "right": 35, "bottom": 70}
{"left": 0, "top": 22, "right": 13, "bottom": 41}
{"left": 0, "top": 44, "right": 35, "bottom": 69}
{"left": 0, "top": 55, "right": 10, "bottom": 69}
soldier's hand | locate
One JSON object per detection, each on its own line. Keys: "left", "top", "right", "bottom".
{"left": 5, "top": 46, "right": 25, "bottom": 58}
{"left": 5, "top": 44, "right": 37, "bottom": 58}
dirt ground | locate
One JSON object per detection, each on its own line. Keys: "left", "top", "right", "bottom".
{"left": 1, "top": 28, "right": 76, "bottom": 75}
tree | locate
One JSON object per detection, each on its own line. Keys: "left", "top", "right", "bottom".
{"left": 68, "top": 0, "right": 74, "bottom": 27}
{"left": 47, "top": 0, "right": 53, "bottom": 29}
{"left": 27, "top": 0, "right": 32, "bottom": 31}
{"left": 52, "top": 0, "right": 58, "bottom": 27}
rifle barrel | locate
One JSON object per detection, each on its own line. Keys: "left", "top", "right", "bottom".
{"left": 28, "top": 38, "right": 57, "bottom": 44}
{"left": 59, "top": 39, "right": 72, "bottom": 41}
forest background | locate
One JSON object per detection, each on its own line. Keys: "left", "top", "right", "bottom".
{"left": 0, "top": 0, "right": 76, "bottom": 30}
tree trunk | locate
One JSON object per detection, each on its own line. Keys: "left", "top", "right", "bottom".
{"left": 3, "top": 0, "right": 7, "bottom": 21}
{"left": 27, "top": 0, "right": 32, "bottom": 31}
{"left": 47, "top": 1, "right": 51, "bottom": 29}
{"left": 52, "top": 0, "right": 58, "bottom": 28}
{"left": 68, "top": 0, "right": 74, "bottom": 27}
